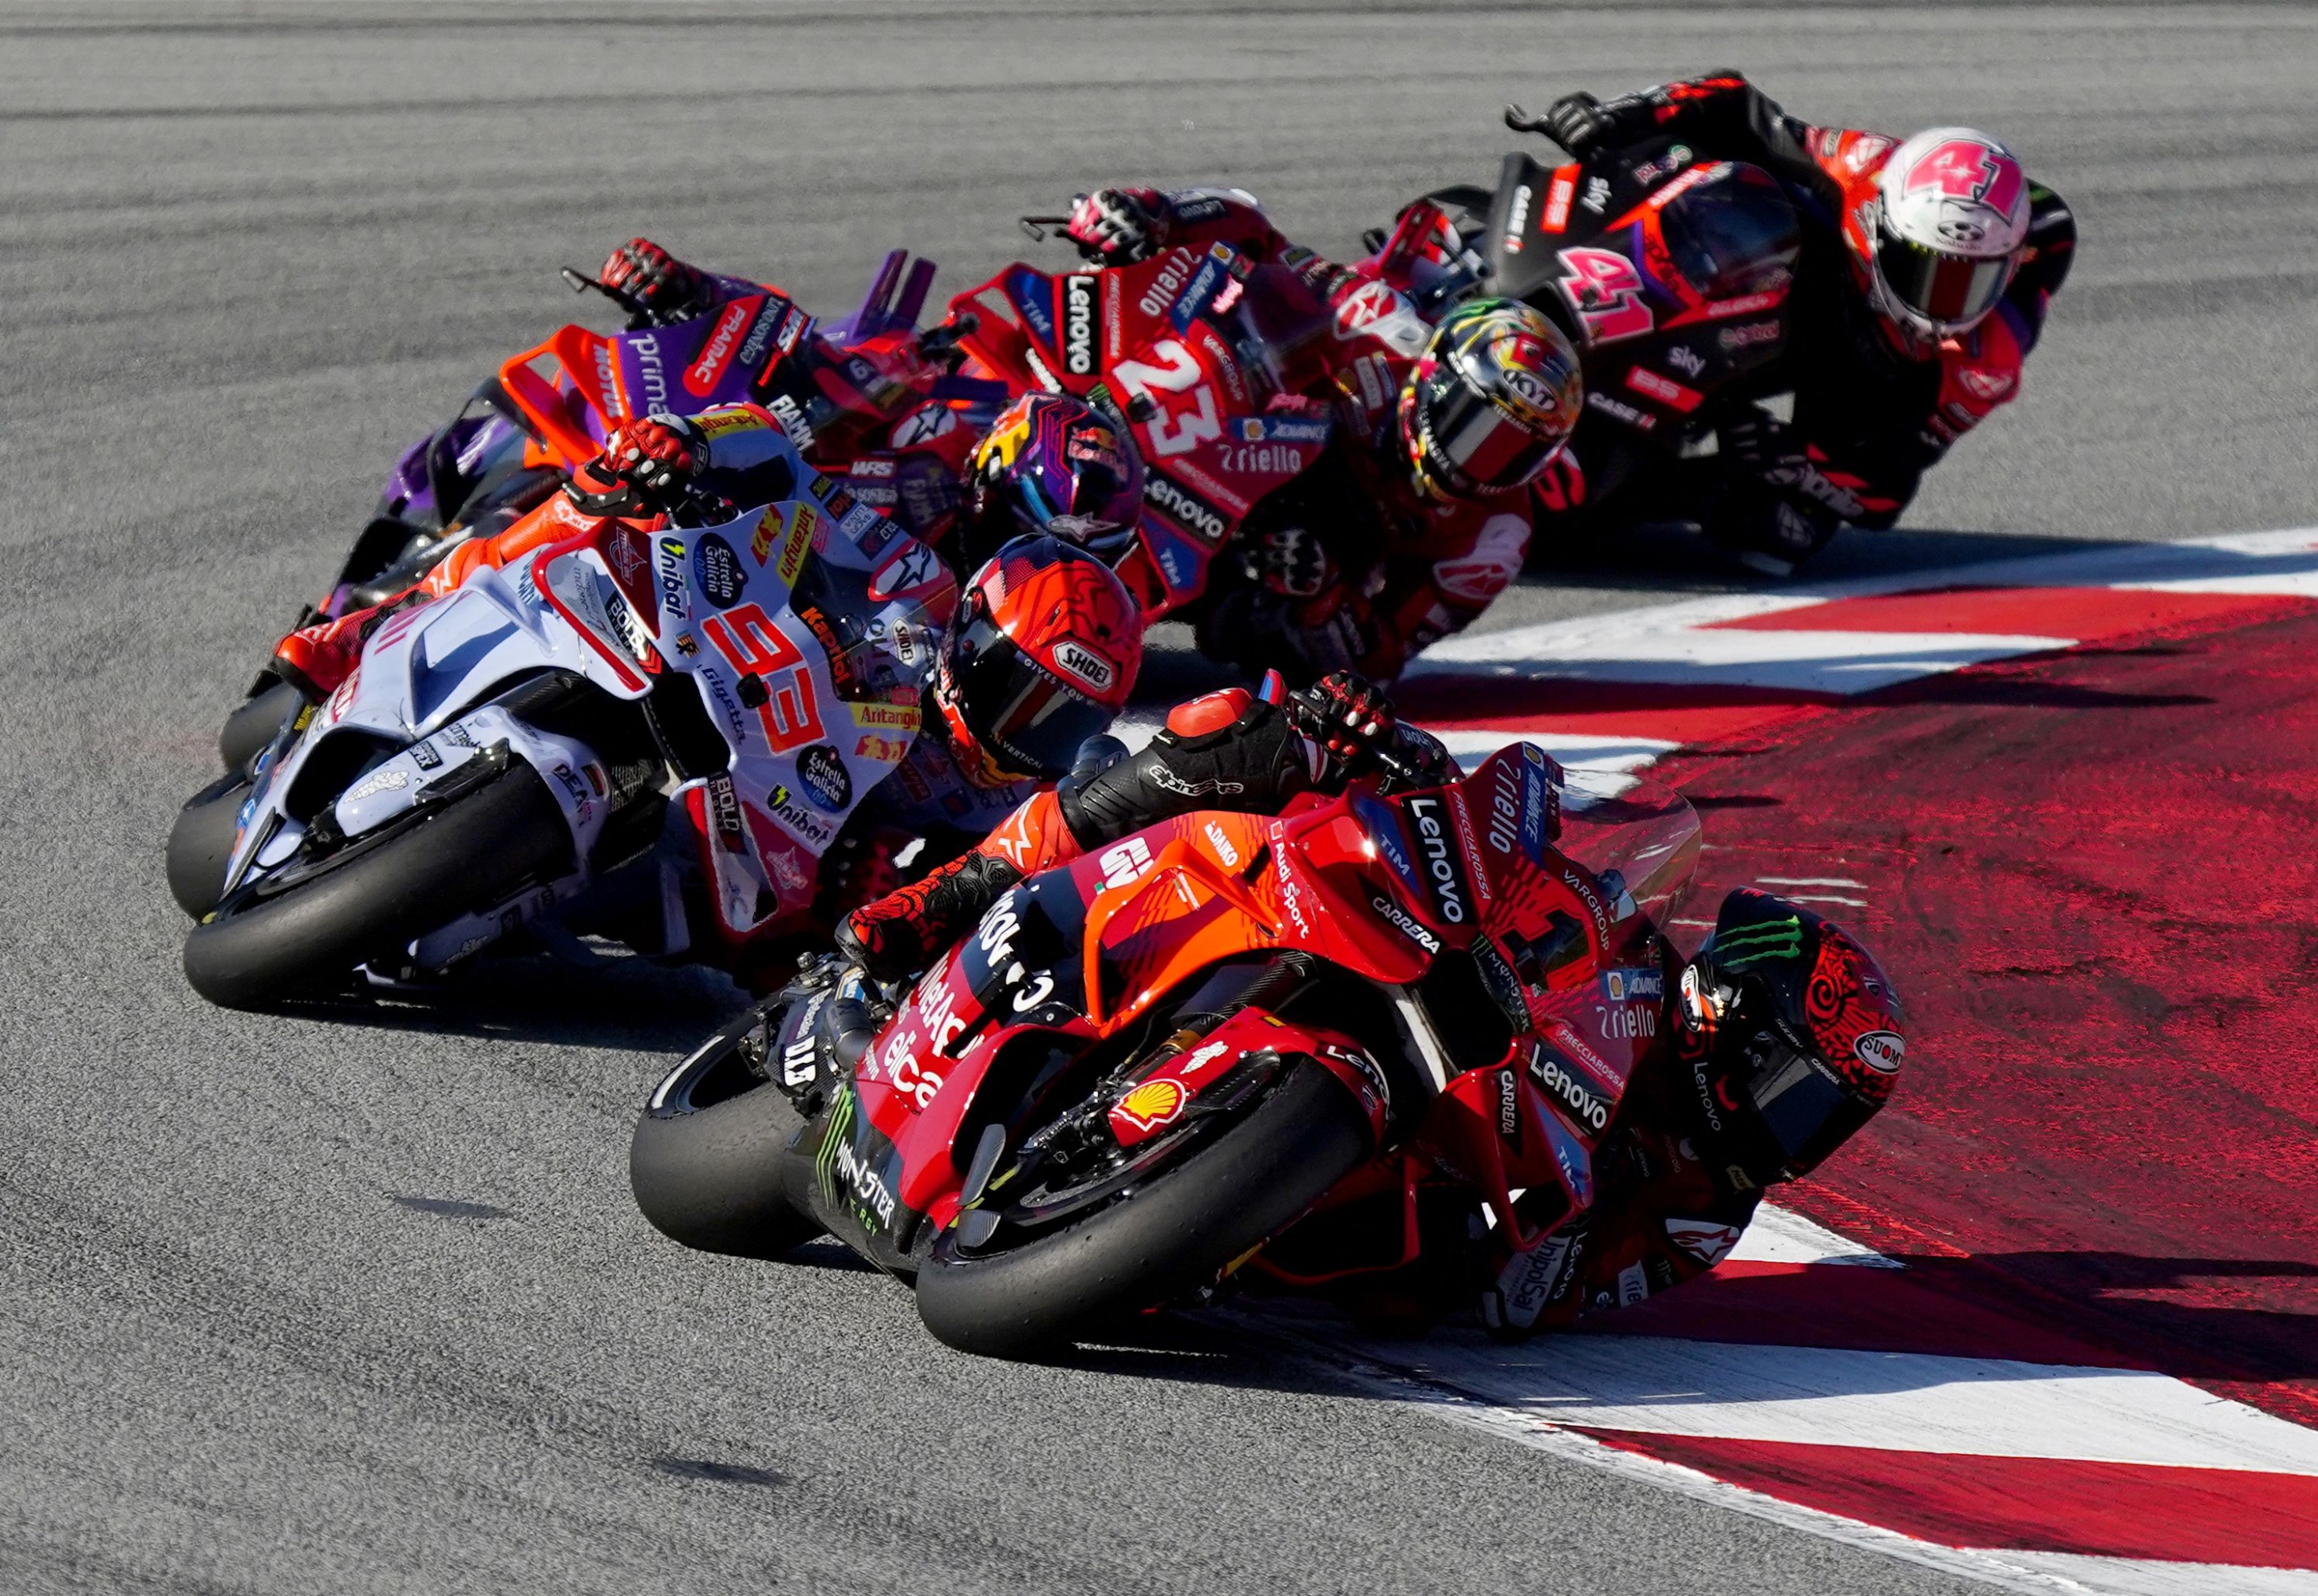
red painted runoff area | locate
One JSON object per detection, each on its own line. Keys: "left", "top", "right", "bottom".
{"left": 1589, "top": 1432, "right": 2318, "bottom": 1567}
{"left": 1653, "top": 602, "right": 2318, "bottom": 1424}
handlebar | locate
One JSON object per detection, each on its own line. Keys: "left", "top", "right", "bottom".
{"left": 560, "top": 265, "right": 659, "bottom": 323}
{"left": 1018, "top": 214, "right": 1075, "bottom": 243}
{"left": 1285, "top": 685, "right": 1431, "bottom": 788}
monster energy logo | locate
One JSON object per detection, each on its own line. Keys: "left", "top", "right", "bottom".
{"left": 815, "top": 1087, "right": 896, "bottom": 1231}
{"left": 1717, "top": 915, "right": 1803, "bottom": 966}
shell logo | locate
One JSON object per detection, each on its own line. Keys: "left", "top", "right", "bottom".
{"left": 1108, "top": 1077, "right": 1190, "bottom": 1141}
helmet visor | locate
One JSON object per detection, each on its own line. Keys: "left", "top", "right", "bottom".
{"left": 1744, "top": 1035, "right": 1878, "bottom": 1178}
{"left": 1420, "top": 375, "right": 1562, "bottom": 494}
{"left": 1875, "top": 223, "right": 2011, "bottom": 328}
{"left": 947, "top": 614, "right": 1116, "bottom": 780}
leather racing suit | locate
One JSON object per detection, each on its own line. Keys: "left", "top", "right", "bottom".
{"left": 1071, "top": 188, "right": 1536, "bottom": 683}
{"left": 1533, "top": 71, "right": 2076, "bottom": 570}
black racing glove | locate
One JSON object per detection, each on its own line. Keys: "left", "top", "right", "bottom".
{"left": 1059, "top": 693, "right": 1321, "bottom": 848}
{"left": 1542, "top": 92, "right": 1619, "bottom": 158}
{"left": 835, "top": 849, "right": 1024, "bottom": 982}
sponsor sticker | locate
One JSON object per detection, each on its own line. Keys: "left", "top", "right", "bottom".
{"left": 1602, "top": 967, "right": 1664, "bottom": 1004}
{"left": 1855, "top": 1029, "right": 1905, "bottom": 1073}
{"left": 1050, "top": 639, "right": 1115, "bottom": 694}
{"left": 795, "top": 744, "right": 853, "bottom": 812}
{"left": 1061, "top": 273, "right": 1099, "bottom": 376}
{"left": 691, "top": 532, "right": 747, "bottom": 609}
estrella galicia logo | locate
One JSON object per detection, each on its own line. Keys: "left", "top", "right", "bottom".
{"left": 1061, "top": 274, "right": 1099, "bottom": 376}
{"left": 796, "top": 744, "right": 852, "bottom": 812}
{"left": 691, "top": 533, "right": 747, "bottom": 610}
{"left": 1402, "top": 794, "right": 1471, "bottom": 926}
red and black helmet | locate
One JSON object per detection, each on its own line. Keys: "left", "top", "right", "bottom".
{"left": 1680, "top": 889, "right": 1904, "bottom": 1187}
{"left": 934, "top": 535, "right": 1143, "bottom": 784}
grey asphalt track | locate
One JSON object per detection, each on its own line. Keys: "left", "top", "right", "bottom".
{"left": 5, "top": 4, "right": 2316, "bottom": 1592}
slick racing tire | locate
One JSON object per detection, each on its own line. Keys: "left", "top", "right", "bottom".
{"left": 630, "top": 1009, "right": 824, "bottom": 1260}
{"left": 181, "top": 765, "right": 571, "bottom": 1009}
{"left": 914, "top": 1061, "right": 1373, "bottom": 1359}
{"left": 167, "top": 770, "right": 253, "bottom": 918}
{"left": 218, "top": 680, "right": 305, "bottom": 774}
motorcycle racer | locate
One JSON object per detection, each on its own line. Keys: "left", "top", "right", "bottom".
{"left": 828, "top": 670, "right": 1898, "bottom": 1339}
{"left": 834, "top": 670, "right": 1450, "bottom": 979}
{"left": 271, "top": 403, "right": 1144, "bottom": 978}
{"left": 1064, "top": 190, "right": 1584, "bottom": 682}
{"left": 1532, "top": 72, "right": 2076, "bottom": 573}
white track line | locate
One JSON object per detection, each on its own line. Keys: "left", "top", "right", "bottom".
{"left": 1339, "top": 1332, "right": 2318, "bottom": 1474}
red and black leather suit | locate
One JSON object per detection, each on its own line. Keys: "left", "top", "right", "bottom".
{"left": 1072, "top": 188, "right": 1537, "bottom": 684}
{"left": 1537, "top": 72, "right": 2077, "bottom": 568}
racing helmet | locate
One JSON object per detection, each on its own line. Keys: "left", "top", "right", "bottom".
{"left": 1397, "top": 299, "right": 1582, "bottom": 500}
{"left": 964, "top": 393, "right": 1147, "bottom": 567}
{"left": 1679, "top": 890, "right": 1904, "bottom": 1189}
{"left": 1868, "top": 128, "right": 2032, "bottom": 342}
{"left": 934, "top": 535, "right": 1143, "bottom": 784}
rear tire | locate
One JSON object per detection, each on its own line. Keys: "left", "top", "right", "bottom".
{"left": 913, "top": 1061, "right": 1372, "bottom": 1359}
{"left": 630, "top": 1009, "right": 823, "bottom": 1259}
{"left": 182, "top": 765, "right": 571, "bottom": 1009}
{"left": 167, "top": 771, "right": 252, "bottom": 917}
{"left": 218, "top": 681, "right": 304, "bottom": 774}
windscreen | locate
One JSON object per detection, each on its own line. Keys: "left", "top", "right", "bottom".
{"left": 1554, "top": 770, "right": 1702, "bottom": 934}
{"left": 1658, "top": 167, "right": 1801, "bottom": 302}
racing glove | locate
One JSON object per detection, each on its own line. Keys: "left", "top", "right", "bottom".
{"left": 1541, "top": 92, "right": 1620, "bottom": 158}
{"left": 1066, "top": 188, "right": 1164, "bottom": 266}
{"left": 1293, "top": 671, "right": 1462, "bottom": 790}
{"left": 567, "top": 415, "right": 707, "bottom": 516}
{"left": 835, "top": 849, "right": 1024, "bottom": 982}
{"left": 1058, "top": 689, "right": 1324, "bottom": 848}
{"left": 599, "top": 236, "right": 709, "bottom": 324}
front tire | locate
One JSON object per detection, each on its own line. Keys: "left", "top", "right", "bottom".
{"left": 630, "top": 1007, "right": 824, "bottom": 1260}
{"left": 913, "top": 1061, "right": 1372, "bottom": 1358}
{"left": 167, "top": 771, "right": 252, "bottom": 917}
{"left": 218, "top": 680, "right": 304, "bottom": 774}
{"left": 182, "top": 764, "right": 571, "bottom": 1009}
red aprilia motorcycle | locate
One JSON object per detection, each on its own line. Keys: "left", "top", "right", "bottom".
{"left": 630, "top": 719, "right": 1813, "bottom": 1356}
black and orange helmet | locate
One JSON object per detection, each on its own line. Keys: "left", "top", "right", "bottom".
{"left": 934, "top": 535, "right": 1142, "bottom": 784}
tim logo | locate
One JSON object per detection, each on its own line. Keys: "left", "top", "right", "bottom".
{"left": 1902, "top": 140, "right": 2024, "bottom": 216}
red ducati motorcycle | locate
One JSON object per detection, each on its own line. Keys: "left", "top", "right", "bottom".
{"left": 630, "top": 716, "right": 1896, "bottom": 1356}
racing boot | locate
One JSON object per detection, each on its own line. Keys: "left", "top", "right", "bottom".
{"left": 267, "top": 587, "right": 431, "bottom": 701}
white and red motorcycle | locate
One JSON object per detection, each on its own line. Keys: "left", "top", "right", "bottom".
{"left": 171, "top": 441, "right": 955, "bottom": 1009}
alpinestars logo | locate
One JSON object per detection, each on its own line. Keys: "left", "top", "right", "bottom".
{"left": 1062, "top": 274, "right": 1099, "bottom": 376}
{"left": 1402, "top": 795, "right": 1470, "bottom": 925}
{"left": 1144, "top": 473, "right": 1227, "bottom": 543}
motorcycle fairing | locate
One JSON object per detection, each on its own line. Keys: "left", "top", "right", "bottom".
{"left": 1482, "top": 144, "right": 1801, "bottom": 441}
{"left": 638, "top": 488, "right": 953, "bottom": 938}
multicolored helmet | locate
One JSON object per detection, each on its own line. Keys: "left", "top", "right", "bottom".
{"left": 1397, "top": 299, "right": 1582, "bottom": 500}
{"left": 964, "top": 394, "right": 1147, "bottom": 565}
{"left": 934, "top": 535, "right": 1143, "bottom": 784}
{"left": 1869, "top": 128, "right": 2032, "bottom": 342}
